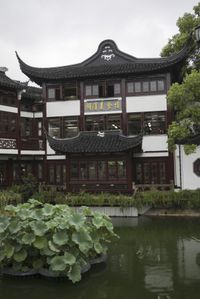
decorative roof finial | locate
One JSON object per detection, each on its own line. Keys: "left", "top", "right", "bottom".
{"left": 0, "top": 67, "right": 8, "bottom": 73}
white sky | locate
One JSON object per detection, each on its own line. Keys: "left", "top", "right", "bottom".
{"left": 0, "top": 0, "right": 198, "bottom": 86}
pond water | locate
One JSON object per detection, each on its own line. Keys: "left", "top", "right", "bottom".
{"left": 1, "top": 216, "right": 200, "bottom": 299}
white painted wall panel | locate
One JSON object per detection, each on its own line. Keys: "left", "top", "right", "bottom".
{"left": 142, "top": 135, "right": 168, "bottom": 152}
{"left": 47, "top": 142, "right": 55, "bottom": 155}
{"left": 0, "top": 105, "right": 17, "bottom": 114}
{"left": 20, "top": 150, "right": 45, "bottom": 155}
{"left": 0, "top": 149, "right": 18, "bottom": 154}
{"left": 179, "top": 146, "right": 200, "bottom": 190}
{"left": 126, "top": 94, "right": 167, "bottom": 113}
{"left": 20, "top": 112, "right": 43, "bottom": 118}
{"left": 47, "top": 100, "right": 80, "bottom": 117}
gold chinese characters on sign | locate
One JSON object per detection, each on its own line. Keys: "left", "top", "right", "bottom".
{"left": 84, "top": 99, "right": 122, "bottom": 113}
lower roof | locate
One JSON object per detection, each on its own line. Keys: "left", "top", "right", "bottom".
{"left": 47, "top": 130, "right": 143, "bottom": 154}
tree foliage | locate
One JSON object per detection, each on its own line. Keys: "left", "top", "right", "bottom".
{"left": 161, "top": 3, "right": 200, "bottom": 70}
{"left": 162, "top": 3, "right": 200, "bottom": 154}
{"left": 168, "top": 70, "right": 200, "bottom": 154}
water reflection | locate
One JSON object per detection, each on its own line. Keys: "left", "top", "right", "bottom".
{"left": 1, "top": 217, "right": 200, "bottom": 299}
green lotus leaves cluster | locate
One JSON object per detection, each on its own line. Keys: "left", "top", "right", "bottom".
{"left": 0, "top": 199, "right": 118, "bottom": 283}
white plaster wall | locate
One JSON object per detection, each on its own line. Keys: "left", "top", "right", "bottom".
{"left": 47, "top": 155, "right": 66, "bottom": 160}
{"left": 47, "top": 142, "right": 56, "bottom": 155}
{"left": 174, "top": 147, "right": 181, "bottom": 187}
{"left": 0, "top": 105, "right": 17, "bottom": 114}
{"left": 180, "top": 145, "right": 200, "bottom": 190}
{"left": 142, "top": 135, "right": 168, "bottom": 152}
{"left": 0, "top": 149, "right": 18, "bottom": 154}
{"left": 126, "top": 94, "right": 167, "bottom": 113}
{"left": 47, "top": 100, "right": 80, "bottom": 117}
{"left": 20, "top": 150, "right": 45, "bottom": 155}
{"left": 20, "top": 112, "right": 43, "bottom": 118}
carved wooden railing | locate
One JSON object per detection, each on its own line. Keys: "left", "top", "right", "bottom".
{"left": 0, "top": 138, "right": 17, "bottom": 149}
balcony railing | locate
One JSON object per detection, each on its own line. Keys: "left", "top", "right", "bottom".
{"left": 0, "top": 138, "right": 17, "bottom": 149}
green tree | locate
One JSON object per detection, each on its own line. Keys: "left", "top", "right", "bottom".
{"left": 162, "top": 3, "right": 200, "bottom": 154}
{"left": 168, "top": 70, "right": 200, "bottom": 154}
{"left": 161, "top": 3, "right": 200, "bottom": 71}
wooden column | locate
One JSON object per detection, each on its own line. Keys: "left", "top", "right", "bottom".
{"left": 121, "top": 78, "right": 127, "bottom": 135}
{"left": 79, "top": 81, "right": 85, "bottom": 131}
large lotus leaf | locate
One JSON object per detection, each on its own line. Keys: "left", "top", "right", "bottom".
{"left": 0, "top": 215, "right": 9, "bottom": 233}
{"left": 0, "top": 249, "right": 5, "bottom": 262}
{"left": 94, "top": 242, "right": 103, "bottom": 254}
{"left": 30, "top": 209, "right": 44, "bottom": 220}
{"left": 30, "top": 221, "right": 48, "bottom": 236}
{"left": 103, "top": 219, "right": 114, "bottom": 232}
{"left": 32, "top": 258, "right": 44, "bottom": 270}
{"left": 46, "top": 219, "right": 59, "bottom": 230}
{"left": 4, "top": 205, "right": 17, "bottom": 213}
{"left": 48, "top": 240, "right": 60, "bottom": 253}
{"left": 58, "top": 219, "right": 70, "bottom": 230}
{"left": 69, "top": 213, "right": 86, "bottom": 229}
{"left": 4, "top": 243, "right": 15, "bottom": 258}
{"left": 49, "top": 256, "right": 67, "bottom": 271}
{"left": 17, "top": 208, "right": 31, "bottom": 220}
{"left": 92, "top": 214, "right": 105, "bottom": 229}
{"left": 28, "top": 198, "right": 42, "bottom": 206}
{"left": 63, "top": 252, "right": 76, "bottom": 265}
{"left": 72, "top": 229, "right": 93, "bottom": 252}
{"left": 22, "top": 232, "right": 36, "bottom": 245}
{"left": 53, "top": 230, "right": 69, "bottom": 246}
{"left": 8, "top": 220, "right": 21, "bottom": 234}
{"left": 40, "top": 246, "right": 55, "bottom": 256}
{"left": 68, "top": 264, "right": 81, "bottom": 283}
{"left": 42, "top": 204, "right": 54, "bottom": 216}
{"left": 13, "top": 249, "right": 27, "bottom": 262}
{"left": 33, "top": 236, "right": 48, "bottom": 249}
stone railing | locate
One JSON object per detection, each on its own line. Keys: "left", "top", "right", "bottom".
{"left": 0, "top": 138, "right": 17, "bottom": 149}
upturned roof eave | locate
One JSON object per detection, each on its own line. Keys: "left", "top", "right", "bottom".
{"left": 16, "top": 39, "right": 191, "bottom": 84}
{"left": 46, "top": 130, "right": 143, "bottom": 154}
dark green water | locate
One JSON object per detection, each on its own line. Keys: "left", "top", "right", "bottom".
{"left": 1, "top": 217, "right": 200, "bottom": 299}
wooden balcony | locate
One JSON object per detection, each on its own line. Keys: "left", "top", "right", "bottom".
{"left": 0, "top": 138, "right": 17, "bottom": 149}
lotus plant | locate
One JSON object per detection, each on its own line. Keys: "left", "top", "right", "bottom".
{"left": 0, "top": 199, "right": 118, "bottom": 283}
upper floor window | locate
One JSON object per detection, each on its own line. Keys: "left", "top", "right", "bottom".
{"left": 127, "top": 78, "right": 165, "bottom": 96}
{"left": 0, "top": 91, "right": 17, "bottom": 107}
{"left": 0, "top": 111, "right": 16, "bottom": 136}
{"left": 48, "top": 117, "right": 79, "bottom": 138}
{"left": 48, "top": 118, "right": 60, "bottom": 138}
{"left": 85, "top": 114, "right": 121, "bottom": 131}
{"left": 63, "top": 83, "right": 78, "bottom": 100}
{"left": 128, "top": 112, "right": 166, "bottom": 135}
{"left": 21, "top": 118, "right": 32, "bottom": 137}
{"left": 63, "top": 117, "right": 79, "bottom": 138}
{"left": 47, "top": 86, "right": 61, "bottom": 101}
{"left": 85, "top": 81, "right": 121, "bottom": 98}
{"left": 144, "top": 112, "right": 166, "bottom": 135}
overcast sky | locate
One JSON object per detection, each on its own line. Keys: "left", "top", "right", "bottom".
{"left": 0, "top": 0, "right": 198, "bottom": 86}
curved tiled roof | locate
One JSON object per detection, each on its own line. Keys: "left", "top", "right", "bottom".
{"left": 0, "top": 70, "right": 23, "bottom": 90}
{"left": 16, "top": 39, "right": 191, "bottom": 85}
{"left": 47, "top": 130, "right": 143, "bottom": 154}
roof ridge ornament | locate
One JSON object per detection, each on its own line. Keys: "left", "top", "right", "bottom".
{"left": 101, "top": 45, "right": 115, "bottom": 61}
{"left": 97, "top": 131, "right": 105, "bottom": 137}
{"left": 0, "top": 67, "right": 8, "bottom": 73}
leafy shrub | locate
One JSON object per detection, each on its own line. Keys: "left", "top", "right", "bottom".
{"left": 10, "top": 173, "right": 38, "bottom": 201}
{"left": 0, "top": 191, "right": 22, "bottom": 209}
{"left": 0, "top": 199, "right": 118, "bottom": 283}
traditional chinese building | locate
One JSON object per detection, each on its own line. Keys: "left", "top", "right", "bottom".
{"left": 1, "top": 39, "right": 190, "bottom": 192}
{"left": 0, "top": 67, "right": 44, "bottom": 188}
